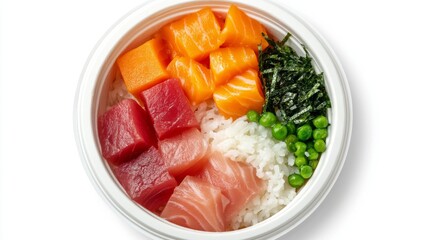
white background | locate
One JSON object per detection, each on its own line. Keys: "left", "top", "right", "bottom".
{"left": 1, "top": 0, "right": 429, "bottom": 239}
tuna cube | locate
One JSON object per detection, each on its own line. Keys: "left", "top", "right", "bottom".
{"left": 158, "top": 128, "right": 208, "bottom": 178}
{"left": 111, "top": 147, "right": 177, "bottom": 212}
{"left": 140, "top": 78, "right": 199, "bottom": 139}
{"left": 97, "top": 99, "right": 156, "bottom": 165}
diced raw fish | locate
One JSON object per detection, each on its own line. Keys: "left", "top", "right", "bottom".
{"left": 97, "top": 99, "right": 156, "bottom": 165}
{"left": 210, "top": 47, "right": 258, "bottom": 86}
{"left": 158, "top": 128, "right": 208, "bottom": 178}
{"left": 167, "top": 56, "right": 214, "bottom": 105}
{"left": 116, "top": 38, "right": 170, "bottom": 96}
{"left": 111, "top": 147, "right": 177, "bottom": 213}
{"left": 198, "top": 152, "right": 265, "bottom": 225}
{"left": 161, "top": 176, "right": 228, "bottom": 232}
{"left": 221, "top": 4, "right": 269, "bottom": 52}
{"left": 213, "top": 69, "right": 264, "bottom": 119}
{"left": 160, "top": 7, "right": 222, "bottom": 61}
{"left": 140, "top": 78, "right": 199, "bottom": 139}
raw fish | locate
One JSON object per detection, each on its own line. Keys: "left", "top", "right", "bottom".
{"left": 112, "top": 147, "right": 177, "bottom": 213}
{"left": 210, "top": 47, "right": 258, "bottom": 86}
{"left": 167, "top": 56, "right": 214, "bottom": 105}
{"left": 97, "top": 99, "right": 156, "bottom": 165}
{"left": 158, "top": 128, "right": 208, "bottom": 178}
{"left": 213, "top": 69, "right": 264, "bottom": 119}
{"left": 140, "top": 79, "right": 199, "bottom": 139}
{"left": 161, "top": 8, "right": 223, "bottom": 61}
{"left": 161, "top": 176, "right": 228, "bottom": 232}
{"left": 221, "top": 4, "right": 269, "bottom": 52}
{"left": 198, "top": 152, "right": 265, "bottom": 225}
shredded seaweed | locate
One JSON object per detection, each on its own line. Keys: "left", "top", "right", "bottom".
{"left": 258, "top": 33, "right": 331, "bottom": 125}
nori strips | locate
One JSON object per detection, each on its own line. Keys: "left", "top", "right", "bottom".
{"left": 258, "top": 33, "right": 331, "bottom": 125}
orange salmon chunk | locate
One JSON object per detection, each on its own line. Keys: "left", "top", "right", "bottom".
{"left": 213, "top": 69, "right": 264, "bottom": 119}
{"left": 161, "top": 8, "right": 223, "bottom": 61}
{"left": 167, "top": 56, "right": 214, "bottom": 105}
{"left": 221, "top": 4, "right": 269, "bottom": 52}
{"left": 210, "top": 47, "right": 258, "bottom": 86}
{"left": 116, "top": 38, "right": 170, "bottom": 96}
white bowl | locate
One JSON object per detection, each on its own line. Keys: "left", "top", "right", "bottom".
{"left": 74, "top": 0, "right": 352, "bottom": 239}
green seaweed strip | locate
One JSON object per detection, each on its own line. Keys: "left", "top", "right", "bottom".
{"left": 258, "top": 33, "right": 331, "bottom": 125}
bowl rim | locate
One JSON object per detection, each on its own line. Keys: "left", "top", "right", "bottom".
{"left": 74, "top": 0, "right": 353, "bottom": 239}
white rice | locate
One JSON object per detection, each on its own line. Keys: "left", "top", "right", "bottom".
{"left": 194, "top": 101, "right": 297, "bottom": 230}
{"left": 107, "top": 70, "right": 134, "bottom": 108}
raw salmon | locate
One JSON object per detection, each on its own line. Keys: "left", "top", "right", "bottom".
{"left": 198, "top": 152, "right": 265, "bottom": 225}
{"left": 158, "top": 128, "right": 208, "bottom": 178}
{"left": 161, "top": 176, "right": 228, "bottom": 232}
{"left": 210, "top": 47, "right": 258, "bottom": 86}
{"left": 213, "top": 69, "right": 265, "bottom": 119}
{"left": 167, "top": 56, "right": 214, "bottom": 105}
{"left": 160, "top": 8, "right": 223, "bottom": 61}
{"left": 221, "top": 4, "right": 269, "bottom": 52}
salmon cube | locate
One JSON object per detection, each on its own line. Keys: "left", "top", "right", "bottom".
{"left": 160, "top": 8, "right": 222, "bottom": 61}
{"left": 221, "top": 4, "right": 269, "bottom": 52}
{"left": 111, "top": 147, "right": 177, "bottom": 213}
{"left": 213, "top": 69, "right": 264, "bottom": 119}
{"left": 140, "top": 78, "right": 199, "bottom": 139}
{"left": 210, "top": 47, "right": 258, "bottom": 86}
{"left": 167, "top": 56, "right": 214, "bottom": 105}
{"left": 97, "top": 99, "right": 156, "bottom": 165}
{"left": 116, "top": 38, "right": 170, "bottom": 96}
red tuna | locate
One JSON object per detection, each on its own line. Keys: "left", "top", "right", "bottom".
{"left": 158, "top": 128, "right": 208, "bottom": 178}
{"left": 97, "top": 99, "right": 156, "bottom": 165}
{"left": 111, "top": 147, "right": 177, "bottom": 213}
{"left": 198, "top": 152, "right": 265, "bottom": 225}
{"left": 161, "top": 176, "right": 228, "bottom": 232}
{"left": 140, "top": 78, "right": 199, "bottom": 139}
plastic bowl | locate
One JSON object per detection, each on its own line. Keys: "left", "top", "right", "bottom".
{"left": 74, "top": 0, "right": 352, "bottom": 239}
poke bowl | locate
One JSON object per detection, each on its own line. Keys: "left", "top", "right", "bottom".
{"left": 74, "top": 0, "right": 352, "bottom": 239}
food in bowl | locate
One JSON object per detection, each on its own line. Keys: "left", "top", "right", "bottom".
{"left": 97, "top": 4, "right": 331, "bottom": 232}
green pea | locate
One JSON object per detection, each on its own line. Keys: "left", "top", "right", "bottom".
{"left": 313, "top": 115, "right": 329, "bottom": 129}
{"left": 297, "top": 124, "right": 312, "bottom": 141}
{"left": 246, "top": 110, "right": 260, "bottom": 123}
{"left": 307, "top": 148, "right": 319, "bottom": 160}
{"left": 314, "top": 139, "right": 326, "bottom": 153}
{"left": 286, "top": 122, "right": 296, "bottom": 135}
{"left": 287, "top": 142, "right": 297, "bottom": 152}
{"left": 259, "top": 112, "right": 277, "bottom": 127}
{"left": 309, "top": 160, "right": 319, "bottom": 170}
{"left": 288, "top": 174, "right": 305, "bottom": 188}
{"left": 294, "top": 141, "right": 307, "bottom": 156}
{"left": 313, "top": 129, "right": 328, "bottom": 140}
{"left": 300, "top": 165, "right": 313, "bottom": 179}
{"left": 272, "top": 123, "right": 288, "bottom": 140}
{"left": 295, "top": 156, "right": 307, "bottom": 167}
{"left": 306, "top": 140, "right": 314, "bottom": 150}
{"left": 286, "top": 134, "right": 298, "bottom": 144}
